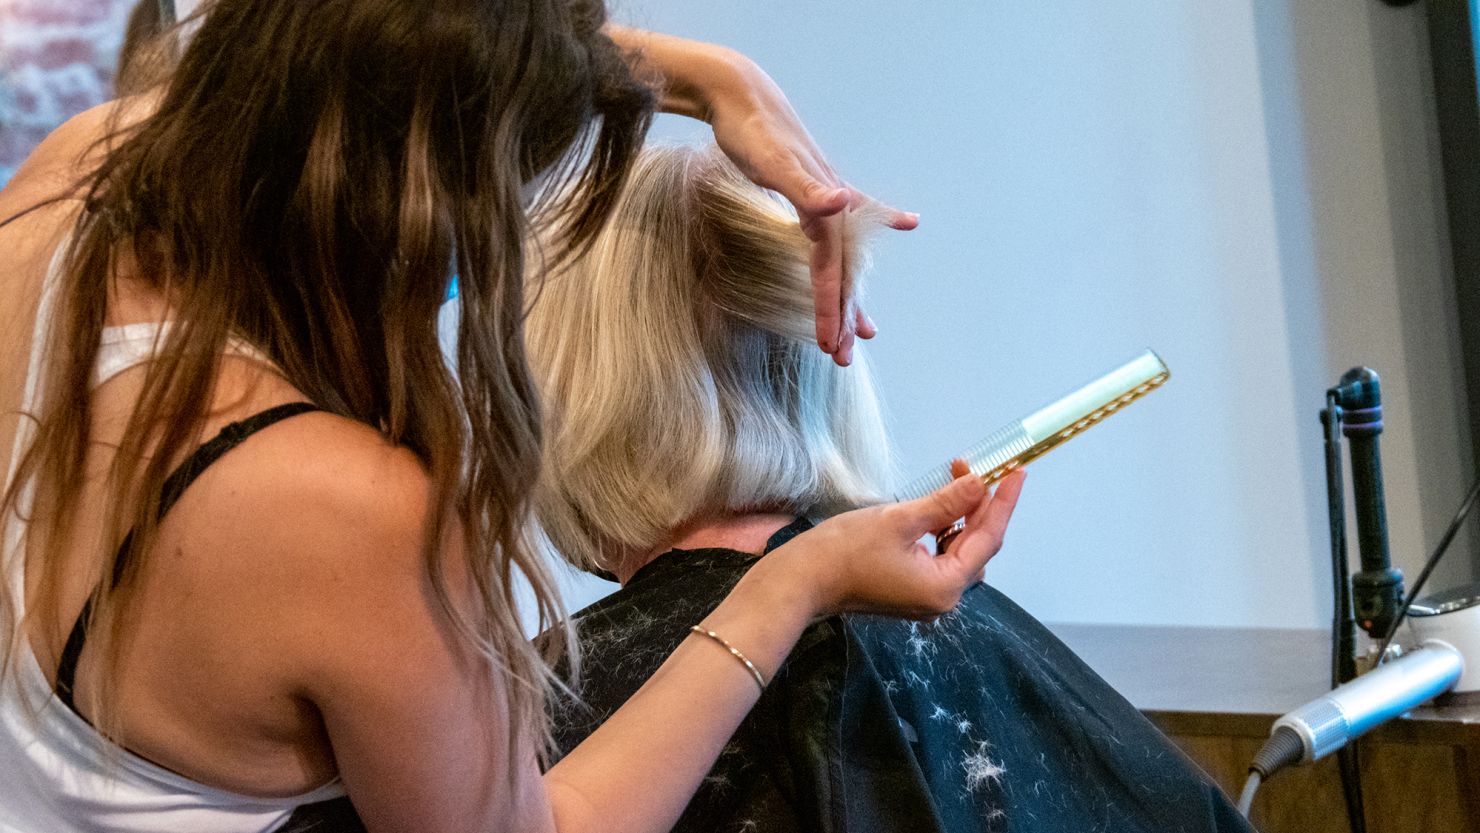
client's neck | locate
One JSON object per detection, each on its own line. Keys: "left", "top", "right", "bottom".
{"left": 613, "top": 512, "right": 796, "bottom": 585}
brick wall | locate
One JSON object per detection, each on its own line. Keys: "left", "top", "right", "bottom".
{"left": 0, "top": 0, "right": 133, "bottom": 183}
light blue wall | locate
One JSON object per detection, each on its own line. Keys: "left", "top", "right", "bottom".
{"left": 1473, "top": 0, "right": 1480, "bottom": 83}
{"left": 550, "top": 1, "right": 1474, "bottom": 630}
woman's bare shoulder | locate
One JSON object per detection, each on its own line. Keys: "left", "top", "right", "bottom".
{"left": 179, "top": 409, "right": 439, "bottom": 568}
{"left": 0, "top": 98, "right": 140, "bottom": 218}
{"left": 0, "top": 96, "right": 159, "bottom": 268}
{"left": 151, "top": 407, "right": 464, "bottom": 674}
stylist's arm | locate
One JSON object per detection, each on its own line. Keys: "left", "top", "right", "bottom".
{"left": 319, "top": 471, "right": 1024, "bottom": 833}
{"left": 605, "top": 26, "right": 920, "bottom": 368}
{"left": 543, "top": 473, "right": 1025, "bottom": 832}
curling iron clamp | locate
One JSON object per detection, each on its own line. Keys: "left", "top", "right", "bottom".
{"left": 896, "top": 350, "right": 1170, "bottom": 551}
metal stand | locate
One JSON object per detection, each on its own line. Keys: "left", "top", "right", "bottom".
{"left": 1321, "top": 397, "right": 1368, "bottom": 833}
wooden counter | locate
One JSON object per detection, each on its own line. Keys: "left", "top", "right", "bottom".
{"left": 1048, "top": 624, "right": 1480, "bottom": 833}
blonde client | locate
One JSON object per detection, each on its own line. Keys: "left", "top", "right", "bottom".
{"left": 527, "top": 146, "right": 1253, "bottom": 833}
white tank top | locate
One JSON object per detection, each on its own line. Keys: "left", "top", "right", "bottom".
{"left": 0, "top": 242, "right": 346, "bottom": 833}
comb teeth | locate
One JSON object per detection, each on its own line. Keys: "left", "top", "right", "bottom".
{"left": 962, "top": 422, "right": 1036, "bottom": 477}
{"left": 1051, "top": 373, "right": 1168, "bottom": 443}
{"left": 896, "top": 423, "right": 1034, "bottom": 501}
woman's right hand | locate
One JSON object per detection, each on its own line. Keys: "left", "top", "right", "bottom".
{"left": 767, "top": 468, "right": 1027, "bottom": 621}
{"left": 603, "top": 25, "right": 917, "bottom": 368}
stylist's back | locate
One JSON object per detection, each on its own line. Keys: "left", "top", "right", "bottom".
{"left": 0, "top": 1, "right": 653, "bottom": 829}
{"left": 0, "top": 97, "right": 443, "bottom": 833}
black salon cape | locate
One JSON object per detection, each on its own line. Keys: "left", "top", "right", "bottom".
{"left": 547, "top": 520, "right": 1254, "bottom": 833}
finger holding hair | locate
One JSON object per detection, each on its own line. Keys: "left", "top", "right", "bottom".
{"left": 791, "top": 174, "right": 915, "bottom": 364}
{"left": 601, "top": 25, "right": 919, "bottom": 360}
{"left": 802, "top": 208, "right": 851, "bottom": 363}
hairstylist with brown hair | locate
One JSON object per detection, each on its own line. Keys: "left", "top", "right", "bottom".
{"left": 0, "top": 3, "right": 1020, "bottom": 832}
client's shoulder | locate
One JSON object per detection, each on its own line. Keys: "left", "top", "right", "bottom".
{"left": 570, "top": 551, "right": 759, "bottom": 633}
{"left": 557, "top": 553, "right": 770, "bottom": 697}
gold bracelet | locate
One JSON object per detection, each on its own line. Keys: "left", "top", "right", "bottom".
{"left": 689, "top": 625, "right": 767, "bottom": 693}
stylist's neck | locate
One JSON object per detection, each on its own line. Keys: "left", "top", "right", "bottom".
{"left": 612, "top": 512, "right": 796, "bottom": 585}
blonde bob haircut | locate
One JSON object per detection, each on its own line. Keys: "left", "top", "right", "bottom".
{"left": 526, "top": 144, "right": 896, "bottom": 574}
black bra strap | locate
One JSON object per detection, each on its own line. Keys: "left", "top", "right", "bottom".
{"left": 55, "top": 402, "right": 321, "bottom": 711}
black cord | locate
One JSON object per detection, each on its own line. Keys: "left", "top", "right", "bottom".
{"left": 1375, "top": 473, "right": 1480, "bottom": 663}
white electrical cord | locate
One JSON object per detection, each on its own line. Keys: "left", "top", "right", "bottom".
{"left": 1237, "top": 772, "right": 1261, "bottom": 817}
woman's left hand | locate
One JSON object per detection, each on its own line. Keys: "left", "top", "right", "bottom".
{"left": 606, "top": 26, "right": 918, "bottom": 367}
{"left": 761, "top": 466, "right": 1026, "bottom": 621}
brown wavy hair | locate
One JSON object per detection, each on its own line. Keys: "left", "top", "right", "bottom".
{"left": 3, "top": 0, "right": 653, "bottom": 761}
{"left": 115, "top": 0, "right": 166, "bottom": 96}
